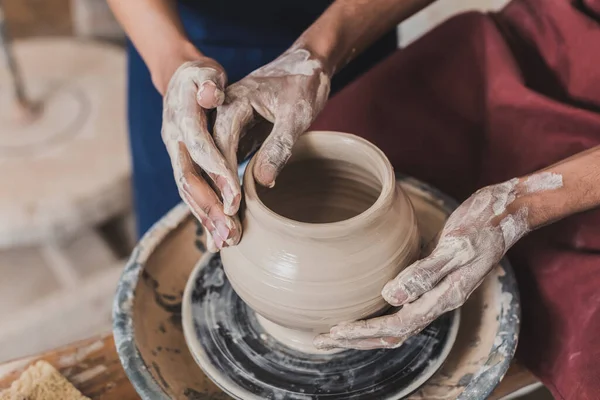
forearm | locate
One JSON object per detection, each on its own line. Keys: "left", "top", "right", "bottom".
{"left": 510, "top": 146, "right": 600, "bottom": 230}
{"left": 107, "top": 0, "right": 203, "bottom": 94}
{"left": 297, "top": 0, "right": 437, "bottom": 74}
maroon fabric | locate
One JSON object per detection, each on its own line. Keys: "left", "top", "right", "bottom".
{"left": 311, "top": 1, "right": 600, "bottom": 398}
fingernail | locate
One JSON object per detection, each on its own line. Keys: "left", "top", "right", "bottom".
{"left": 197, "top": 80, "right": 214, "bottom": 94}
{"left": 211, "top": 231, "right": 225, "bottom": 249}
{"left": 230, "top": 193, "right": 241, "bottom": 212}
{"left": 215, "top": 219, "right": 231, "bottom": 241}
{"left": 329, "top": 327, "right": 342, "bottom": 339}
{"left": 197, "top": 81, "right": 219, "bottom": 108}
{"left": 382, "top": 281, "right": 408, "bottom": 306}
{"left": 257, "top": 163, "right": 277, "bottom": 188}
{"left": 225, "top": 216, "right": 242, "bottom": 247}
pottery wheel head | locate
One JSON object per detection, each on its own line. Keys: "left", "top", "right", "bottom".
{"left": 0, "top": 78, "right": 89, "bottom": 156}
{"left": 182, "top": 253, "right": 460, "bottom": 400}
{"left": 0, "top": 39, "right": 129, "bottom": 248}
{"left": 0, "top": 39, "right": 125, "bottom": 160}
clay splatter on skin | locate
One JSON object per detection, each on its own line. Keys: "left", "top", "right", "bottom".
{"left": 162, "top": 47, "right": 330, "bottom": 250}
{"left": 491, "top": 178, "right": 518, "bottom": 216}
{"left": 214, "top": 46, "right": 331, "bottom": 189}
{"left": 162, "top": 60, "right": 240, "bottom": 253}
{"left": 316, "top": 172, "right": 563, "bottom": 350}
{"left": 523, "top": 171, "right": 563, "bottom": 193}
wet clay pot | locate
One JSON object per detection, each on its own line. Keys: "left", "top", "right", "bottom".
{"left": 220, "top": 131, "right": 421, "bottom": 345}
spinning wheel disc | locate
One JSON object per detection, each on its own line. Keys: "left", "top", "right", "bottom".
{"left": 182, "top": 253, "right": 460, "bottom": 400}
{"left": 0, "top": 39, "right": 130, "bottom": 247}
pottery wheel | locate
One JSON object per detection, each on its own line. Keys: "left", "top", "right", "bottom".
{"left": 113, "top": 176, "right": 519, "bottom": 400}
{"left": 182, "top": 253, "right": 460, "bottom": 400}
{"left": 0, "top": 38, "right": 130, "bottom": 247}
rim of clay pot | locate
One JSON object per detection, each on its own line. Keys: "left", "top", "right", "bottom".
{"left": 243, "top": 130, "right": 397, "bottom": 235}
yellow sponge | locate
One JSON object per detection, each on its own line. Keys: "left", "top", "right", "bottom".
{"left": 0, "top": 361, "right": 89, "bottom": 400}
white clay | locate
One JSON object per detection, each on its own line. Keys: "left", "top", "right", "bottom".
{"left": 220, "top": 131, "right": 421, "bottom": 349}
{"left": 523, "top": 171, "right": 563, "bottom": 193}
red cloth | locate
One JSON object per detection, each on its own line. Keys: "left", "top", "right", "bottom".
{"left": 311, "top": 1, "right": 600, "bottom": 398}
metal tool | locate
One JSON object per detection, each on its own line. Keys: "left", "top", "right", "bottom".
{"left": 0, "top": 2, "right": 30, "bottom": 110}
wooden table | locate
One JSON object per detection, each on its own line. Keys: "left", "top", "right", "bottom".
{"left": 0, "top": 333, "right": 540, "bottom": 399}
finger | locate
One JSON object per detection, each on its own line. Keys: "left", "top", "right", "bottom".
{"left": 196, "top": 80, "right": 225, "bottom": 109}
{"left": 333, "top": 267, "right": 478, "bottom": 342}
{"left": 175, "top": 142, "right": 240, "bottom": 249}
{"left": 252, "top": 117, "right": 299, "bottom": 187}
{"left": 181, "top": 112, "right": 242, "bottom": 216}
{"left": 184, "top": 62, "right": 226, "bottom": 109}
{"left": 313, "top": 334, "right": 404, "bottom": 350}
{"left": 329, "top": 313, "right": 404, "bottom": 340}
{"left": 381, "top": 244, "right": 458, "bottom": 306}
{"left": 213, "top": 97, "right": 254, "bottom": 171}
{"left": 207, "top": 215, "right": 241, "bottom": 252}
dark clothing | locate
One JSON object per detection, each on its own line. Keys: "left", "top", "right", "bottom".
{"left": 311, "top": 1, "right": 600, "bottom": 398}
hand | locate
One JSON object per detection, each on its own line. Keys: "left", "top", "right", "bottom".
{"left": 314, "top": 179, "right": 529, "bottom": 350}
{"left": 213, "top": 45, "right": 331, "bottom": 188}
{"left": 162, "top": 57, "right": 242, "bottom": 252}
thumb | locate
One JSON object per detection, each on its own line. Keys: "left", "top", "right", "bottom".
{"left": 252, "top": 119, "right": 297, "bottom": 188}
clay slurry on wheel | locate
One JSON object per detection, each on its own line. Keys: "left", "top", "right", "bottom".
{"left": 185, "top": 254, "right": 459, "bottom": 400}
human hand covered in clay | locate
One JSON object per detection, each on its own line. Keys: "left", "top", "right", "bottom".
{"left": 314, "top": 175, "right": 562, "bottom": 350}
{"left": 162, "top": 58, "right": 243, "bottom": 252}
{"left": 213, "top": 46, "right": 331, "bottom": 188}
{"left": 165, "top": 48, "right": 330, "bottom": 251}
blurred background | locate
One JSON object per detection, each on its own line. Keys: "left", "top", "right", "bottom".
{"left": 0, "top": 0, "right": 131, "bottom": 363}
{"left": 0, "top": 0, "right": 552, "bottom": 398}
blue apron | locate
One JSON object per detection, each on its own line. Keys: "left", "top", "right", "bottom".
{"left": 128, "top": 0, "right": 397, "bottom": 236}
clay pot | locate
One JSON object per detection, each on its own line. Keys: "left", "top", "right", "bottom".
{"left": 220, "top": 131, "right": 420, "bottom": 338}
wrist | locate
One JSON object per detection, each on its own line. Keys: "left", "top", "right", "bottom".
{"left": 509, "top": 176, "right": 564, "bottom": 231}
{"left": 149, "top": 40, "right": 204, "bottom": 95}
{"left": 294, "top": 12, "right": 348, "bottom": 76}
{"left": 295, "top": 37, "right": 340, "bottom": 77}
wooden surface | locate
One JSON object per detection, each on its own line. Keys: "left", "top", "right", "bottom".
{"left": 490, "top": 363, "right": 542, "bottom": 400}
{"left": 0, "top": 333, "right": 539, "bottom": 400}
{"left": 0, "top": 333, "right": 137, "bottom": 399}
{"left": 2, "top": 0, "right": 72, "bottom": 38}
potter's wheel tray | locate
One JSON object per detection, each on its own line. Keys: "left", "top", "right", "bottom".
{"left": 113, "top": 177, "right": 520, "bottom": 400}
{"left": 182, "top": 253, "right": 459, "bottom": 399}
{"left": 0, "top": 39, "right": 129, "bottom": 247}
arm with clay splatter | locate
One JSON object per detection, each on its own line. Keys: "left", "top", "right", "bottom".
{"left": 314, "top": 146, "right": 600, "bottom": 350}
